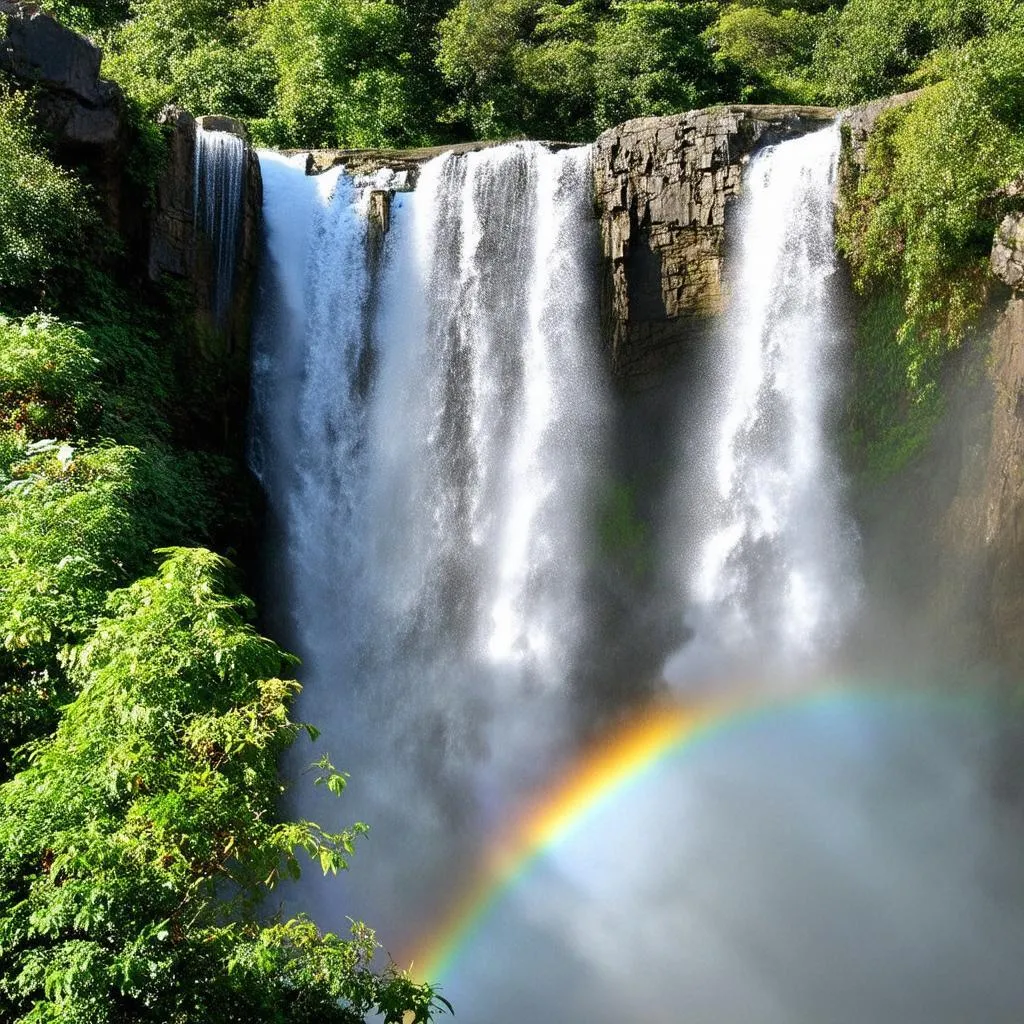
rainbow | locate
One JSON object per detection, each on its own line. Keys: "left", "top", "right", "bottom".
{"left": 405, "top": 683, "right": 978, "bottom": 982}
{"left": 407, "top": 688, "right": 801, "bottom": 980}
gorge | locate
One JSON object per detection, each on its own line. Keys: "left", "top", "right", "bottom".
{"left": 4, "top": 3, "right": 1024, "bottom": 1020}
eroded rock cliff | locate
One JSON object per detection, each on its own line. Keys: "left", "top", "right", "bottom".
{"left": 593, "top": 105, "right": 836, "bottom": 387}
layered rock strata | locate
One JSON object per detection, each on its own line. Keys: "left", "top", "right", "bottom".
{"left": 593, "top": 105, "right": 836, "bottom": 387}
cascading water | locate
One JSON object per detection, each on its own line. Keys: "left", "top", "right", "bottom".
{"left": 250, "top": 142, "right": 606, "bottom": 941}
{"left": 193, "top": 128, "right": 245, "bottom": 325}
{"left": 666, "top": 124, "right": 860, "bottom": 686}
{"left": 245, "top": 124, "right": 1024, "bottom": 1024}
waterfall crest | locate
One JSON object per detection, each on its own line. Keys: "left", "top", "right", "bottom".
{"left": 666, "top": 125, "right": 860, "bottom": 685}
{"left": 193, "top": 128, "right": 245, "bottom": 324}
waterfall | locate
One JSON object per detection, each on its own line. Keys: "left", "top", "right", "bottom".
{"left": 241, "top": 125, "right": 1024, "bottom": 1024}
{"left": 250, "top": 142, "right": 606, "bottom": 938}
{"left": 666, "top": 124, "right": 860, "bottom": 686}
{"left": 193, "top": 128, "right": 245, "bottom": 325}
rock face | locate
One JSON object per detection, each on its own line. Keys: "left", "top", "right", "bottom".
{"left": 0, "top": 0, "right": 124, "bottom": 151}
{"left": 593, "top": 104, "right": 836, "bottom": 387}
{"left": 977, "top": 297, "right": 1024, "bottom": 669}
{"left": 965, "top": 214, "right": 1024, "bottom": 671}
{"left": 149, "top": 108, "right": 263, "bottom": 452}
{"left": 992, "top": 212, "right": 1024, "bottom": 291}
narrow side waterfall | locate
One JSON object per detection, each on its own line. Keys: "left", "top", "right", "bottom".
{"left": 666, "top": 125, "right": 860, "bottom": 686}
{"left": 250, "top": 142, "right": 606, "bottom": 939}
{"left": 193, "top": 128, "right": 245, "bottom": 324}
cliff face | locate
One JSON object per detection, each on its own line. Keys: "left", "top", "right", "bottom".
{"left": 593, "top": 105, "right": 836, "bottom": 387}
{"left": 149, "top": 110, "right": 263, "bottom": 451}
{"left": 946, "top": 216, "right": 1024, "bottom": 673}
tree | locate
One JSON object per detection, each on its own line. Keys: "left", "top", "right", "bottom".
{"left": 706, "top": 3, "right": 823, "bottom": 103}
{"left": 437, "top": 0, "right": 599, "bottom": 140}
{"left": 0, "top": 548, "right": 449, "bottom": 1023}
{"left": 595, "top": 1, "right": 721, "bottom": 129}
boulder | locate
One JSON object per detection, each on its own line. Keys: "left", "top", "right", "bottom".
{"left": 196, "top": 113, "right": 248, "bottom": 140}
{"left": 0, "top": 0, "right": 125, "bottom": 150}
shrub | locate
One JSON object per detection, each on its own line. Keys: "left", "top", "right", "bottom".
{"left": 0, "top": 548, "right": 449, "bottom": 1023}
{"left": 0, "top": 92, "right": 94, "bottom": 306}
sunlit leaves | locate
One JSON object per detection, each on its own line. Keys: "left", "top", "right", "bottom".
{"left": 0, "top": 549, "right": 447, "bottom": 1022}
{"left": 0, "top": 92, "right": 93, "bottom": 304}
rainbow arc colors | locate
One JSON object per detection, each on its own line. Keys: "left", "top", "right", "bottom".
{"left": 404, "top": 683, "right": 983, "bottom": 982}
{"left": 407, "top": 693, "right": 753, "bottom": 980}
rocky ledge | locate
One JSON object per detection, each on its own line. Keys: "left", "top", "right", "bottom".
{"left": 594, "top": 105, "right": 836, "bottom": 387}
{"left": 0, "top": 0, "right": 124, "bottom": 153}
{"left": 288, "top": 139, "right": 574, "bottom": 181}
{"left": 992, "top": 206, "right": 1024, "bottom": 292}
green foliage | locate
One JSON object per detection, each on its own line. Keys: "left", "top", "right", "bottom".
{"left": 103, "top": 0, "right": 277, "bottom": 119}
{"left": 436, "top": 0, "right": 726, "bottom": 139}
{"left": 843, "top": 288, "right": 945, "bottom": 479}
{"left": 101, "top": 0, "right": 438, "bottom": 148}
{"left": 0, "top": 442, "right": 150, "bottom": 659}
{"left": 256, "top": 0, "right": 424, "bottom": 148}
{"left": 0, "top": 92, "right": 94, "bottom": 306}
{"left": 594, "top": 2, "right": 722, "bottom": 129}
{"left": 0, "top": 316, "right": 98, "bottom": 438}
{"left": 837, "top": 31, "right": 1024, "bottom": 474}
{"left": 0, "top": 430, "right": 221, "bottom": 761}
{"left": 436, "top": 0, "right": 594, "bottom": 140}
{"left": 42, "top": 0, "right": 131, "bottom": 33}
{"left": 813, "top": 0, "right": 1024, "bottom": 104}
{"left": 706, "top": 3, "right": 822, "bottom": 103}
{"left": 0, "top": 99, "right": 236, "bottom": 766}
{"left": 0, "top": 548, "right": 449, "bottom": 1023}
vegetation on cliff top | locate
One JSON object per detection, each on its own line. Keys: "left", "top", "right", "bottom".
{"left": 836, "top": 14, "right": 1024, "bottom": 476}
{"left": 33, "top": 0, "right": 1019, "bottom": 150}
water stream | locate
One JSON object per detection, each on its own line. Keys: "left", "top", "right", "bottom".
{"left": 666, "top": 124, "right": 860, "bottom": 687}
{"left": 193, "top": 127, "right": 245, "bottom": 325}
{"left": 250, "top": 142, "right": 606, "bottom": 940}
